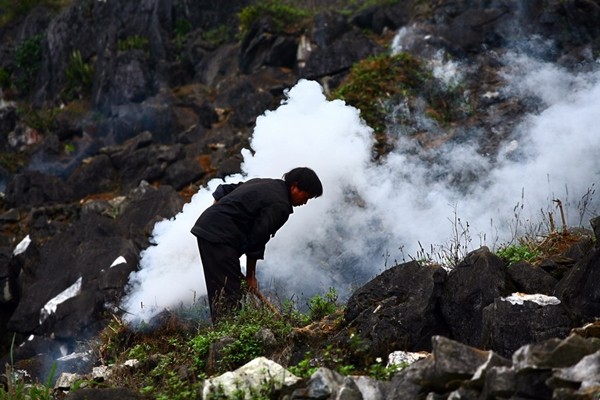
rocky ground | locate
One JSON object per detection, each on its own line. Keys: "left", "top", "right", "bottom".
{"left": 0, "top": 0, "right": 599, "bottom": 398}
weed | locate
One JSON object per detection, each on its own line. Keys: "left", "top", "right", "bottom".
{"left": 117, "top": 35, "right": 149, "bottom": 52}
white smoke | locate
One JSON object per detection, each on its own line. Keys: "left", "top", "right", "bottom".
{"left": 121, "top": 51, "right": 600, "bottom": 323}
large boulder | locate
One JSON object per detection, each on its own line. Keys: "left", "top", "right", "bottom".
{"left": 2, "top": 182, "right": 184, "bottom": 371}
{"left": 440, "top": 247, "right": 515, "bottom": 348}
{"left": 300, "top": 11, "right": 383, "bottom": 82}
{"left": 554, "top": 247, "right": 600, "bottom": 323}
{"left": 5, "top": 170, "right": 75, "bottom": 207}
{"left": 482, "top": 294, "right": 573, "bottom": 357}
{"left": 332, "top": 261, "right": 449, "bottom": 361}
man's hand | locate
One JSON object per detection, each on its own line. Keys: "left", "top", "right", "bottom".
{"left": 246, "top": 257, "right": 258, "bottom": 291}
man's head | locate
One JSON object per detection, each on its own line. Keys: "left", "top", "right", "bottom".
{"left": 283, "top": 167, "right": 323, "bottom": 206}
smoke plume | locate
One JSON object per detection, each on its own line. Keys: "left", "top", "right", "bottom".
{"left": 121, "top": 50, "right": 600, "bottom": 323}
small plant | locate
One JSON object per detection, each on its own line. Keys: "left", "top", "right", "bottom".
{"left": 496, "top": 243, "right": 541, "bottom": 265}
{"left": 17, "top": 105, "right": 60, "bottom": 133}
{"left": 174, "top": 18, "right": 192, "bottom": 38}
{"left": 367, "top": 357, "right": 401, "bottom": 380}
{"left": 63, "top": 49, "right": 95, "bottom": 100}
{"left": 117, "top": 35, "right": 149, "bottom": 52}
{"left": 201, "top": 25, "right": 231, "bottom": 47}
{"left": 287, "top": 353, "right": 319, "bottom": 378}
{"left": 0, "top": 67, "right": 10, "bottom": 89}
{"left": 307, "top": 287, "right": 339, "bottom": 321}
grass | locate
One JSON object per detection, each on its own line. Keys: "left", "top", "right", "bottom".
{"left": 88, "top": 290, "right": 356, "bottom": 399}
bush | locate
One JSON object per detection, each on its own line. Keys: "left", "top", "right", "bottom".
{"left": 63, "top": 49, "right": 95, "bottom": 100}
{"left": 496, "top": 243, "right": 541, "bottom": 265}
{"left": 14, "top": 34, "right": 44, "bottom": 92}
{"left": 334, "top": 52, "right": 428, "bottom": 134}
{"left": 237, "top": 0, "right": 311, "bottom": 39}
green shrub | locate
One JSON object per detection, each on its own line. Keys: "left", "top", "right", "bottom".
{"left": 14, "top": 33, "right": 44, "bottom": 92}
{"left": 63, "top": 49, "right": 95, "bottom": 100}
{"left": 201, "top": 25, "right": 231, "bottom": 47}
{"left": 117, "top": 35, "right": 149, "bottom": 52}
{"left": 307, "top": 287, "right": 339, "bottom": 321}
{"left": 496, "top": 243, "right": 541, "bottom": 265}
{"left": 237, "top": 0, "right": 311, "bottom": 39}
{"left": 0, "top": 67, "right": 10, "bottom": 89}
{"left": 334, "top": 52, "right": 428, "bottom": 134}
{"left": 0, "top": 0, "right": 72, "bottom": 27}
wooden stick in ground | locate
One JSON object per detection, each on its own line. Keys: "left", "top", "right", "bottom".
{"left": 251, "top": 288, "right": 281, "bottom": 316}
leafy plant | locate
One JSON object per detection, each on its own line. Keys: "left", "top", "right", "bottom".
{"left": 496, "top": 243, "right": 541, "bottom": 265}
{"left": 307, "top": 287, "right": 339, "bottom": 321}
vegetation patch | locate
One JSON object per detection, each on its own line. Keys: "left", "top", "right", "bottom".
{"left": 117, "top": 35, "right": 149, "bottom": 53}
{"left": 496, "top": 242, "right": 541, "bottom": 265}
{"left": 0, "top": 0, "right": 72, "bottom": 27}
{"left": 13, "top": 33, "right": 44, "bottom": 93}
{"left": 63, "top": 49, "right": 95, "bottom": 101}
{"left": 237, "top": 0, "right": 311, "bottom": 39}
{"left": 333, "top": 52, "right": 428, "bottom": 137}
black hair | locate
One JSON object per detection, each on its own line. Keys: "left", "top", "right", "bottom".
{"left": 283, "top": 167, "right": 323, "bottom": 198}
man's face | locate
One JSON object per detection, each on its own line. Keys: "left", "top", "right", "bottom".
{"left": 290, "top": 183, "right": 312, "bottom": 207}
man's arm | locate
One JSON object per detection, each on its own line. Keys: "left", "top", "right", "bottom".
{"left": 245, "top": 257, "right": 258, "bottom": 291}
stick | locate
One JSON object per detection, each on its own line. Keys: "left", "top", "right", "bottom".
{"left": 251, "top": 288, "right": 281, "bottom": 316}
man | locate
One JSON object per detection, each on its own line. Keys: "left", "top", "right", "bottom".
{"left": 191, "top": 167, "right": 323, "bottom": 321}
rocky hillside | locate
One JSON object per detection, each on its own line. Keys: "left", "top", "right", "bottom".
{"left": 0, "top": 0, "right": 599, "bottom": 398}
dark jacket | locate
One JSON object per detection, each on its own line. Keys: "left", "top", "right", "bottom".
{"left": 191, "top": 178, "right": 294, "bottom": 259}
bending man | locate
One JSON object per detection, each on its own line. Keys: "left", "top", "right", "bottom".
{"left": 191, "top": 167, "right": 323, "bottom": 321}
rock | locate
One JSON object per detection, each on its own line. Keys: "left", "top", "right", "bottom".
{"left": 505, "top": 261, "right": 558, "bottom": 294}
{"left": 335, "top": 261, "right": 448, "bottom": 361}
{"left": 549, "top": 350, "right": 600, "bottom": 393}
{"left": 482, "top": 294, "right": 572, "bottom": 357}
{"left": 64, "top": 387, "right": 150, "bottom": 400}
{"left": 5, "top": 171, "right": 75, "bottom": 207}
{"left": 440, "top": 247, "right": 514, "bottom": 348}
{"left": 67, "top": 154, "right": 118, "bottom": 199}
{"left": 54, "top": 372, "right": 81, "bottom": 390}
{"left": 239, "top": 17, "right": 298, "bottom": 74}
{"left": 203, "top": 357, "right": 301, "bottom": 399}
{"left": 301, "top": 23, "right": 383, "bottom": 81}
{"left": 290, "top": 367, "right": 362, "bottom": 400}
{"left": 554, "top": 248, "right": 600, "bottom": 322}
{"left": 163, "top": 158, "right": 205, "bottom": 190}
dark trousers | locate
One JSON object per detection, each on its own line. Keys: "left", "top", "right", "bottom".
{"left": 196, "top": 238, "right": 244, "bottom": 322}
